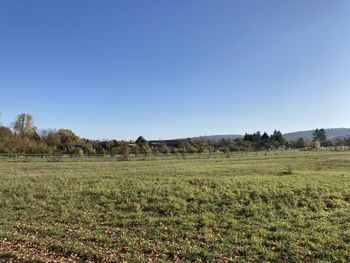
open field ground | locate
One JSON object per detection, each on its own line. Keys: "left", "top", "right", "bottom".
{"left": 0, "top": 151, "right": 350, "bottom": 262}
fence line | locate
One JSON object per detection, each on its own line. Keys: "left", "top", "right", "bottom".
{"left": 0, "top": 148, "right": 348, "bottom": 162}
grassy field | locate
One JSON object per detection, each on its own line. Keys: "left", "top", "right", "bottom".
{"left": 0, "top": 151, "right": 349, "bottom": 262}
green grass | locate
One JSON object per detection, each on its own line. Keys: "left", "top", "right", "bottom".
{"left": 0, "top": 151, "right": 350, "bottom": 262}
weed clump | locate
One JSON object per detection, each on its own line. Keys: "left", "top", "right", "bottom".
{"left": 281, "top": 165, "right": 293, "bottom": 175}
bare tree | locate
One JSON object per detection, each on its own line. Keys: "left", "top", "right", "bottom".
{"left": 13, "top": 113, "right": 36, "bottom": 137}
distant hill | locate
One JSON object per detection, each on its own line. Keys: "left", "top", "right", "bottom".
{"left": 190, "top": 128, "right": 350, "bottom": 142}
{"left": 152, "top": 128, "right": 350, "bottom": 144}
{"left": 198, "top": 128, "right": 350, "bottom": 141}
{"left": 191, "top": 134, "right": 243, "bottom": 141}
{"left": 282, "top": 128, "right": 350, "bottom": 141}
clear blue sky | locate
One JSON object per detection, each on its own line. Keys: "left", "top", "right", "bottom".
{"left": 0, "top": 0, "right": 349, "bottom": 140}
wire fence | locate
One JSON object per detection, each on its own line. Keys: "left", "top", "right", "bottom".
{"left": 0, "top": 148, "right": 348, "bottom": 162}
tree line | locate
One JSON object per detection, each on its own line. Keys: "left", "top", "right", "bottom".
{"left": 0, "top": 113, "right": 349, "bottom": 158}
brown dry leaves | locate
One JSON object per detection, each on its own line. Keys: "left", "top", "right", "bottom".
{"left": 0, "top": 238, "right": 83, "bottom": 263}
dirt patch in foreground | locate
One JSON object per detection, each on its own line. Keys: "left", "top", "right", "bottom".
{"left": 0, "top": 238, "right": 84, "bottom": 263}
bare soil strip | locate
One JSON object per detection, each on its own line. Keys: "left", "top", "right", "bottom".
{"left": 0, "top": 238, "right": 84, "bottom": 263}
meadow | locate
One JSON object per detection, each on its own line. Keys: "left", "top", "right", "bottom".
{"left": 0, "top": 151, "right": 349, "bottom": 262}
